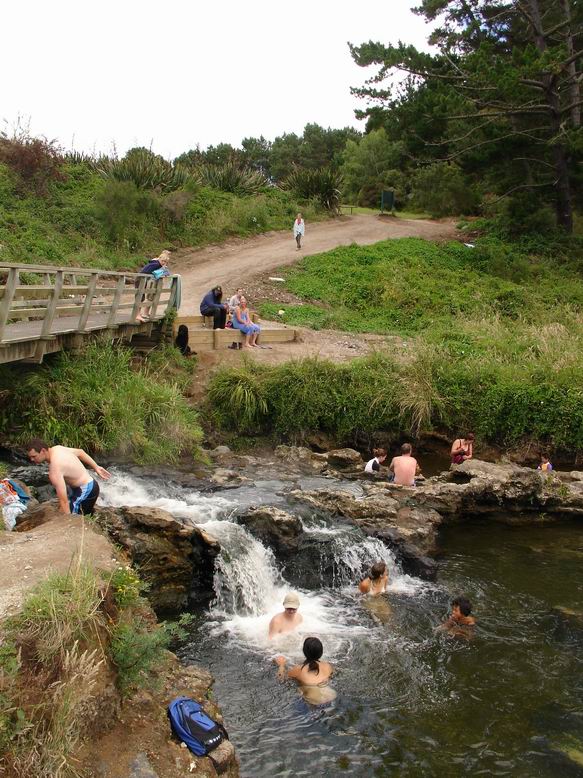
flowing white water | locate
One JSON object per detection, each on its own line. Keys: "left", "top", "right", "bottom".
{"left": 101, "top": 469, "right": 427, "bottom": 661}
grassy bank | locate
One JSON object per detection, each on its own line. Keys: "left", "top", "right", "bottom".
{"left": 0, "top": 565, "right": 185, "bottom": 777}
{"left": 258, "top": 236, "right": 583, "bottom": 334}
{"left": 0, "top": 342, "right": 201, "bottom": 464}
{"left": 0, "top": 160, "right": 323, "bottom": 271}
{"left": 206, "top": 346, "right": 583, "bottom": 454}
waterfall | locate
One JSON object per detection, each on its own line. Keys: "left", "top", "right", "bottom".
{"left": 101, "top": 469, "right": 425, "bottom": 653}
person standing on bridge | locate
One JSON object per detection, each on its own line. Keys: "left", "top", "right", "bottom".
{"left": 293, "top": 213, "right": 305, "bottom": 250}
{"left": 26, "top": 439, "right": 111, "bottom": 515}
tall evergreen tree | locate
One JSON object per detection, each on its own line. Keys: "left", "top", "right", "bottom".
{"left": 350, "top": 0, "right": 583, "bottom": 231}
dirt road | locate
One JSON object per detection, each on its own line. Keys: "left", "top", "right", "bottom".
{"left": 174, "top": 214, "right": 457, "bottom": 315}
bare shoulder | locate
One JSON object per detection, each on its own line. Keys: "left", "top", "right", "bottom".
{"left": 359, "top": 578, "right": 371, "bottom": 594}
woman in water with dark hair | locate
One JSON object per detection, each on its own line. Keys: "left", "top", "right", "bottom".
{"left": 275, "top": 637, "right": 336, "bottom": 704}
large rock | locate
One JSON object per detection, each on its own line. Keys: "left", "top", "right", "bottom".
{"left": 326, "top": 448, "right": 363, "bottom": 470}
{"left": 238, "top": 506, "right": 303, "bottom": 558}
{"left": 287, "top": 486, "right": 443, "bottom": 575}
{"left": 15, "top": 501, "right": 61, "bottom": 532}
{"left": 95, "top": 506, "right": 220, "bottom": 614}
{"left": 275, "top": 445, "right": 314, "bottom": 464}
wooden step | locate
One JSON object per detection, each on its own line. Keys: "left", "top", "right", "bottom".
{"left": 174, "top": 317, "right": 297, "bottom": 351}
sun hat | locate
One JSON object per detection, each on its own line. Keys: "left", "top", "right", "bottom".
{"left": 283, "top": 592, "right": 300, "bottom": 609}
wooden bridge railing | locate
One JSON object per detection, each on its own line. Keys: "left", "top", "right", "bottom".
{"left": 0, "top": 262, "right": 180, "bottom": 362}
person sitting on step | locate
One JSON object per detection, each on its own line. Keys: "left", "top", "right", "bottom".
{"left": 231, "top": 295, "right": 260, "bottom": 349}
{"left": 200, "top": 286, "right": 229, "bottom": 330}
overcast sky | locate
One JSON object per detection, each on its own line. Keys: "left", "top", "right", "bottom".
{"left": 2, "top": 0, "right": 432, "bottom": 159}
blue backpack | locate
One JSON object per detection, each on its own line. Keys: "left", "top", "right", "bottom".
{"left": 167, "top": 696, "right": 227, "bottom": 756}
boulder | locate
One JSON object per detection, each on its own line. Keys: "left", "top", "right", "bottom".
{"left": 15, "top": 501, "right": 61, "bottom": 532}
{"left": 95, "top": 506, "right": 220, "bottom": 614}
{"left": 326, "top": 448, "right": 363, "bottom": 470}
{"left": 210, "top": 469, "right": 251, "bottom": 488}
{"left": 274, "top": 445, "right": 313, "bottom": 464}
{"left": 209, "top": 445, "right": 232, "bottom": 458}
{"left": 238, "top": 506, "right": 303, "bottom": 558}
{"left": 288, "top": 486, "right": 443, "bottom": 558}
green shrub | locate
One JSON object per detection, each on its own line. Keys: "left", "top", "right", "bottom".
{"left": 96, "top": 148, "right": 194, "bottom": 193}
{"left": 0, "top": 343, "right": 202, "bottom": 464}
{"left": 410, "top": 162, "right": 478, "bottom": 217}
{"left": 109, "top": 615, "right": 191, "bottom": 695}
{"left": 94, "top": 180, "right": 161, "bottom": 248}
{"left": 282, "top": 167, "right": 342, "bottom": 212}
{"left": 108, "top": 566, "right": 144, "bottom": 608}
{"left": 199, "top": 161, "right": 268, "bottom": 195}
{"left": 0, "top": 566, "right": 108, "bottom": 777}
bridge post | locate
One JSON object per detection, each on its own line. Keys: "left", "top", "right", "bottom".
{"left": 149, "top": 279, "right": 165, "bottom": 320}
{"left": 77, "top": 272, "right": 98, "bottom": 332}
{"left": 131, "top": 276, "right": 148, "bottom": 321}
{"left": 33, "top": 270, "right": 64, "bottom": 362}
{"left": 107, "top": 277, "right": 126, "bottom": 327}
{"left": 0, "top": 267, "right": 19, "bottom": 342}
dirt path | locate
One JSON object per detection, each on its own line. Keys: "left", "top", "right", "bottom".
{"left": 0, "top": 515, "right": 118, "bottom": 620}
{"left": 174, "top": 214, "right": 457, "bottom": 316}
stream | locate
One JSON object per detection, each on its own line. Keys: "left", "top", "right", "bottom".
{"left": 101, "top": 470, "right": 583, "bottom": 778}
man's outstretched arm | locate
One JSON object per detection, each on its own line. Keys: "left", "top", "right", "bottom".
{"left": 73, "top": 449, "right": 111, "bottom": 479}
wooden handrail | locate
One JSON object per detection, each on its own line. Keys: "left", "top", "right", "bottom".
{"left": 0, "top": 261, "right": 170, "bottom": 279}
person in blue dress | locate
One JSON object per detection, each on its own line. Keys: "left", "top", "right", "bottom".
{"left": 231, "top": 295, "right": 260, "bottom": 348}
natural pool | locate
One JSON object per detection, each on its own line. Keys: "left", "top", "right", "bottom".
{"left": 103, "top": 473, "right": 583, "bottom": 778}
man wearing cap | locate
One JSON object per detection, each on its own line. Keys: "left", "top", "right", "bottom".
{"left": 268, "top": 592, "right": 303, "bottom": 638}
{"left": 200, "top": 286, "right": 229, "bottom": 330}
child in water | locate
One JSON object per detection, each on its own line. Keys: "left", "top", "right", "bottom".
{"left": 438, "top": 596, "right": 476, "bottom": 638}
{"left": 358, "top": 562, "right": 388, "bottom": 595}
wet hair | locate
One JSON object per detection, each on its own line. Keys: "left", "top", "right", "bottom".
{"left": 26, "top": 438, "right": 49, "bottom": 453}
{"left": 370, "top": 561, "right": 387, "bottom": 580}
{"left": 401, "top": 443, "right": 412, "bottom": 454}
{"left": 373, "top": 448, "right": 387, "bottom": 458}
{"left": 301, "top": 637, "right": 323, "bottom": 674}
{"left": 175, "top": 325, "right": 189, "bottom": 349}
{"left": 452, "top": 596, "right": 472, "bottom": 616}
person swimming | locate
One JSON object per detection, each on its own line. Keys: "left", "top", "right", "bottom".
{"left": 275, "top": 637, "right": 336, "bottom": 705}
{"left": 358, "top": 561, "right": 388, "bottom": 596}
{"left": 438, "top": 595, "right": 476, "bottom": 638}
{"left": 268, "top": 592, "right": 303, "bottom": 638}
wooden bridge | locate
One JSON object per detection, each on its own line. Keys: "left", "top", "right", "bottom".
{"left": 0, "top": 262, "right": 180, "bottom": 365}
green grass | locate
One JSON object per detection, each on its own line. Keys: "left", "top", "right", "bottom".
{"left": 0, "top": 342, "right": 202, "bottom": 464}
{"left": 0, "top": 161, "right": 325, "bottom": 271}
{"left": 207, "top": 340, "right": 583, "bottom": 454}
{"left": 340, "top": 205, "right": 432, "bottom": 219}
{"left": 0, "top": 563, "right": 182, "bottom": 775}
{"left": 258, "top": 237, "right": 583, "bottom": 335}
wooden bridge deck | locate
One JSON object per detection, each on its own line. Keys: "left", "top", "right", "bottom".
{"left": 0, "top": 262, "right": 180, "bottom": 365}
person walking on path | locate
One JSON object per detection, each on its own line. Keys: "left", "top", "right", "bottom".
{"left": 293, "top": 213, "right": 305, "bottom": 250}
{"left": 200, "top": 286, "right": 229, "bottom": 330}
{"left": 26, "top": 439, "right": 111, "bottom": 515}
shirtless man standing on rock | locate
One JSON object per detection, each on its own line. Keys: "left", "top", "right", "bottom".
{"left": 269, "top": 592, "right": 303, "bottom": 638}
{"left": 26, "top": 439, "right": 111, "bottom": 515}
